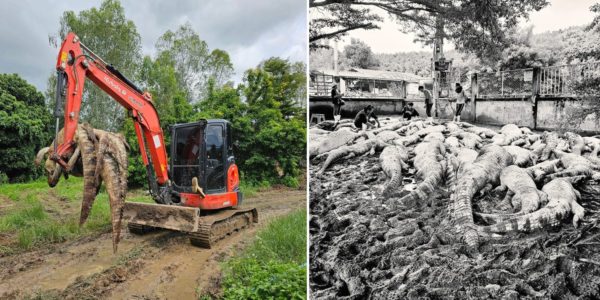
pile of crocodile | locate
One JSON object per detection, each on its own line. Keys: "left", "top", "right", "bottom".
{"left": 36, "top": 124, "right": 130, "bottom": 253}
{"left": 310, "top": 118, "right": 600, "bottom": 299}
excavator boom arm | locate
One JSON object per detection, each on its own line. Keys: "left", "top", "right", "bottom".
{"left": 53, "top": 32, "right": 169, "bottom": 185}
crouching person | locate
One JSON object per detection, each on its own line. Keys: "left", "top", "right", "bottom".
{"left": 354, "top": 105, "right": 380, "bottom": 132}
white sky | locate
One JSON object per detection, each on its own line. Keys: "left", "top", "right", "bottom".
{"left": 0, "top": 0, "right": 307, "bottom": 92}
{"left": 335, "top": 0, "right": 597, "bottom": 54}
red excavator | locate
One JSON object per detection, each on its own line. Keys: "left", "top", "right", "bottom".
{"left": 50, "top": 32, "right": 257, "bottom": 248}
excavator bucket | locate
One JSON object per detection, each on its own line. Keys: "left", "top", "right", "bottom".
{"left": 123, "top": 202, "right": 258, "bottom": 248}
{"left": 122, "top": 202, "right": 200, "bottom": 232}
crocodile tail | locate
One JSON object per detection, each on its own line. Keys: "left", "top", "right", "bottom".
{"left": 464, "top": 227, "right": 479, "bottom": 248}
{"left": 382, "top": 171, "right": 401, "bottom": 197}
{"left": 319, "top": 146, "right": 350, "bottom": 174}
{"left": 477, "top": 218, "right": 530, "bottom": 234}
{"left": 79, "top": 125, "right": 99, "bottom": 226}
{"left": 399, "top": 167, "right": 443, "bottom": 206}
{"left": 548, "top": 166, "right": 591, "bottom": 179}
{"left": 478, "top": 206, "right": 567, "bottom": 235}
{"left": 453, "top": 177, "right": 480, "bottom": 246}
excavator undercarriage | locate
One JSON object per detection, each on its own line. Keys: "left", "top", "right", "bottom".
{"left": 123, "top": 202, "right": 258, "bottom": 248}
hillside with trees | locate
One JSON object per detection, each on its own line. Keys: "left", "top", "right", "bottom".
{"left": 310, "top": 22, "right": 600, "bottom": 76}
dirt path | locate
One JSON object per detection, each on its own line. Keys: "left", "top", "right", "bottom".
{"left": 0, "top": 188, "right": 305, "bottom": 300}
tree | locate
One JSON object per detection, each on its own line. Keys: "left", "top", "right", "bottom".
{"left": 309, "top": 0, "right": 548, "bottom": 63}
{"left": 561, "top": 4, "right": 600, "bottom": 63}
{"left": 261, "top": 58, "right": 307, "bottom": 117}
{"left": 49, "top": 0, "right": 142, "bottom": 132}
{"left": 341, "top": 38, "right": 379, "bottom": 69}
{"left": 156, "top": 23, "right": 234, "bottom": 102}
{"left": 125, "top": 55, "right": 194, "bottom": 187}
{"left": 193, "top": 62, "right": 306, "bottom": 187}
{"left": 0, "top": 74, "right": 52, "bottom": 183}
{"left": 310, "top": 1, "right": 382, "bottom": 47}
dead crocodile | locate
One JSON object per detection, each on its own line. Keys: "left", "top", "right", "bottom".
{"left": 477, "top": 178, "right": 584, "bottom": 234}
{"left": 475, "top": 165, "right": 548, "bottom": 224}
{"left": 379, "top": 145, "right": 410, "bottom": 197}
{"left": 398, "top": 137, "right": 446, "bottom": 206}
{"left": 453, "top": 145, "right": 514, "bottom": 248}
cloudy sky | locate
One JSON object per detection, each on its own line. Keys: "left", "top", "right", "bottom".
{"left": 334, "top": 0, "right": 597, "bottom": 53}
{"left": 0, "top": 0, "right": 307, "bottom": 92}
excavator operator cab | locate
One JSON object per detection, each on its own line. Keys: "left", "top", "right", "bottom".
{"left": 169, "top": 119, "right": 240, "bottom": 208}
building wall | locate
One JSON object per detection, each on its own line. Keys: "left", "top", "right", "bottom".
{"left": 436, "top": 98, "right": 475, "bottom": 121}
{"left": 310, "top": 96, "right": 600, "bottom": 134}
{"left": 537, "top": 98, "right": 600, "bottom": 133}
{"left": 309, "top": 98, "right": 404, "bottom": 119}
{"left": 474, "top": 98, "right": 535, "bottom": 128}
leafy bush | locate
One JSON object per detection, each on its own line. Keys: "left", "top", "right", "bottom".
{"left": 219, "top": 209, "right": 307, "bottom": 299}
{"left": 221, "top": 259, "right": 306, "bottom": 299}
{"left": 0, "top": 74, "right": 52, "bottom": 183}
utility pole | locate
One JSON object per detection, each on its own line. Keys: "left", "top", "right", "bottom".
{"left": 432, "top": 17, "right": 444, "bottom": 118}
{"left": 432, "top": 17, "right": 451, "bottom": 118}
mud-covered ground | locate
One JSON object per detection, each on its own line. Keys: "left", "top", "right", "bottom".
{"left": 309, "top": 118, "right": 600, "bottom": 299}
{"left": 0, "top": 188, "right": 305, "bottom": 300}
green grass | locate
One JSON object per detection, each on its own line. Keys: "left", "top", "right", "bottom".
{"left": 0, "top": 177, "right": 116, "bottom": 254}
{"left": 239, "top": 181, "right": 271, "bottom": 198}
{"left": 214, "top": 209, "right": 307, "bottom": 300}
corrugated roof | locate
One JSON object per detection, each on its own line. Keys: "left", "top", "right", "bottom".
{"left": 313, "top": 68, "right": 426, "bottom": 82}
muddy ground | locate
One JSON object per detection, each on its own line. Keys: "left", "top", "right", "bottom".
{"left": 0, "top": 188, "right": 305, "bottom": 300}
{"left": 309, "top": 119, "right": 600, "bottom": 299}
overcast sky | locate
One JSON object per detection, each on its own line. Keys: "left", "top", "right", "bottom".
{"left": 0, "top": 0, "right": 307, "bottom": 92}
{"left": 335, "top": 0, "right": 597, "bottom": 54}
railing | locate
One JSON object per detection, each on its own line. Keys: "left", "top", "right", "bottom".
{"left": 538, "top": 61, "right": 600, "bottom": 96}
{"left": 478, "top": 68, "right": 534, "bottom": 98}
{"left": 474, "top": 61, "right": 600, "bottom": 99}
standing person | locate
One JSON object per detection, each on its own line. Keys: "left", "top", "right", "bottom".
{"left": 354, "top": 105, "right": 380, "bottom": 131}
{"left": 400, "top": 102, "right": 419, "bottom": 120}
{"left": 331, "top": 84, "right": 344, "bottom": 126}
{"left": 454, "top": 83, "right": 468, "bottom": 122}
{"left": 418, "top": 86, "right": 433, "bottom": 122}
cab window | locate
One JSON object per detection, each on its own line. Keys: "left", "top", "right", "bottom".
{"left": 205, "top": 124, "right": 225, "bottom": 190}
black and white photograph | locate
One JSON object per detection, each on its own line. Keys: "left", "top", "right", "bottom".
{"left": 309, "top": 0, "right": 600, "bottom": 298}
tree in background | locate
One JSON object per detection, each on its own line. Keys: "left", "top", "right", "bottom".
{"left": 561, "top": 4, "right": 600, "bottom": 63}
{"left": 261, "top": 58, "right": 307, "bottom": 117}
{"left": 0, "top": 74, "right": 52, "bottom": 183}
{"left": 242, "top": 65, "right": 306, "bottom": 186}
{"left": 341, "top": 38, "right": 379, "bottom": 69}
{"left": 155, "top": 23, "right": 234, "bottom": 102}
{"left": 194, "top": 59, "right": 307, "bottom": 187}
{"left": 49, "top": 0, "right": 142, "bottom": 132}
{"left": 309, "top": 0, "right": 548, "bottom": 64}
{"left": 310, "top": 0, "right": 381, "bottom": 47}
{"left": 124, "top": 54, "right": 194, "bottom": 187}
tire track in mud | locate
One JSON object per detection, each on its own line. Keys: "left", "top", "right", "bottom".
{"left": 0, "top": 188, "right": 305, "bottom": 300}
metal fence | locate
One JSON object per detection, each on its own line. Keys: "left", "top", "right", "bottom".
{"left": 475, "top": 61, "right": 600, "bottom": 98}
{"left": 538, "top": 61, "right": 600, "bottom": 96}
{"left": 478, "top": 68, "right": 534, "bottom": 98}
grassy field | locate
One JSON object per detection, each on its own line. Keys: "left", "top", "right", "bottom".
{"left": 0, "top": 177, "right": 151, "bottom": 255}
{"left": 214, "top": 209, "right": 307, "bottom": 299}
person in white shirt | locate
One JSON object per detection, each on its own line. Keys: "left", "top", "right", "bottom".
{"left": 454, "top": 83, "right": 468, "bottom": 122}
{"left": 418, "top": 86, "right": 433, "bottom": 122}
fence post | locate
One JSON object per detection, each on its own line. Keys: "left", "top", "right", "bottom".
{"left": 532, "top": 67, "right": 541, "bottom": 130}
{"left": 470, "top": 72, "right": 478, "bottom": 122}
